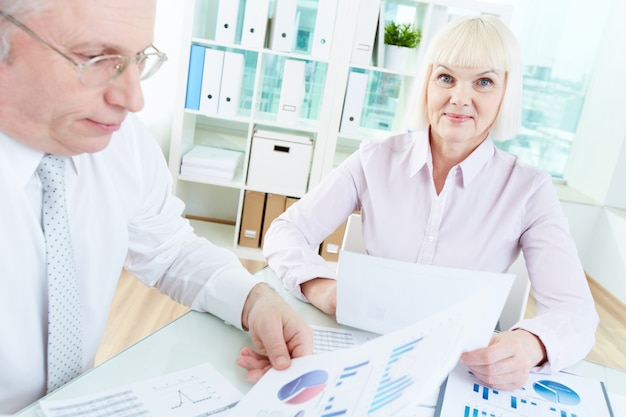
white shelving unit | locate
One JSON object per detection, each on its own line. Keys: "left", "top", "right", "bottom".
{"left": 168, "top": 0, "right": 513, "bottom": 258}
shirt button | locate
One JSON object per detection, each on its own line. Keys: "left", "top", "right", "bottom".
{"left": 426, "top": 235, "right": 435, "bottom": 243}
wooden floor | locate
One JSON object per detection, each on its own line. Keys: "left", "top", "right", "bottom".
{"left": 96, "top": 264, "right": 626, "bottom": 372}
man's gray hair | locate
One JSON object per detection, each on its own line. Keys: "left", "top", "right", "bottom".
{"left": 0, "top": 0, "right": 46, "bottom": 61}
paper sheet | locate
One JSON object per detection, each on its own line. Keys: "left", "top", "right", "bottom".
{"left": 336, "top": 251, "right": 515, "bottom": 350}
{"left": 435, "top": 362, "right": 614, "bottom": 417}
{"left": 233, "top": 286, "right": 492, "bottom": 416}
{"left": 312, "top": 324, "right": 379, "bottom": 353}
{"left": 38, "top": 363, "right": 243, "bottom": 417}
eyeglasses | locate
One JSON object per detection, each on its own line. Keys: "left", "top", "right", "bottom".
{"left": 0, "top": 10, "right": 168, "bottom": 87}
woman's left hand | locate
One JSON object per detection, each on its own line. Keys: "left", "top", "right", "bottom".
{"left": 460, "top": 329, "right": 547, "bottom": 390}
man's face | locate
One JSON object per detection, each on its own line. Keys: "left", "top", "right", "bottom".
{"left": 0, "top": 0, "right": 156, "bottom": 155}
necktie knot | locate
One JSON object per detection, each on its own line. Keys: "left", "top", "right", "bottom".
{"left": 38, "top": 155, "right": 67, "bottom": 193}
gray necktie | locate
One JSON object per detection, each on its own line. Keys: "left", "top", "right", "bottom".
{"left": 37, "top": 155, "right": 82, "bottom": 392}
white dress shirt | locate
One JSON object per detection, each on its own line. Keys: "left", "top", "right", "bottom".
{"left": 264, "top": 130, "right": 598, "bottom": 374}
{"left": 0, "top": 114, "right": 259, "bottom": 414}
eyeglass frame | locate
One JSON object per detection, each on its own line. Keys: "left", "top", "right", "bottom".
{"left": 0, "top": 9, "right": 168, "bottom": 87}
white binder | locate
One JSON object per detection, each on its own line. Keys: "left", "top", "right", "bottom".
{"left": 199, "top": 48, "right": 225, "bottom": 116}
{"left": 340, "top": 71, "right": 369, "bottom": 135}
{"left": 215, "top": 1, "right": 240, "bottom": 44}
{"left": 269, "top": 0, "right": 298, "bottom": 52}
{"left": 241, "top": 0, "right": 270, "bottom": 48}
{"left": 218, "top": 51, "right": 245, "bottom": 117}
{"left": 351, "top": 0, "right": 381, "bottom": 66}
{"left": 311, "top": 0, "right": 338, "bottom": 59}
{"left": 278, "top": 59, "right": 306, "bottom": 125}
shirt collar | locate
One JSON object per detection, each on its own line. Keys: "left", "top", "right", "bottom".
{"left": 407, "top": 130, "right": 496, "bottom": 187}
{"left": 0, "top": 131, "right": 79, "bottom": 188}
{"left": 409, "top": 130, "right": 431, "bottom": 178}
{"left": 457, "top": 135, "right": 496, "bottom": 187}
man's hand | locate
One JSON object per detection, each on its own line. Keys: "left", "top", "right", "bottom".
{"left": 300, "top": 278, "right": 337, "bottom": 315}
{"left": 236, "top": 283, "right": 313, "bottom": 383}
{"left": 460, "top": 329, "right": 547, "bottom": 390}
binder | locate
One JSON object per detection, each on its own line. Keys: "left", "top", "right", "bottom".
{"left": 339, "top": 71, "right": 369, "bottom": 135}
{"left": 198, "top": 48, "right": 224, "bottom": 116}
{"left": 351, "top": 0, "right": 381, "bottom": 66}
{"left": 214, "top": 1, "right": 240, "bottom": 44}
{"left": 269, "top": 0, "right": 298, "bottom": 52}
{"left": 277, "top": 59, "right": 306, "bottom": 125}
{"left": 310, "top": 0, "right": 338, "bottom": 59}
{"left": 241, "top": 0, "right": 271, "bottom": 48}
{"left": 184, "top": 44, "right": 206, "bottom": 110}
{"left": 218, "top": 51, "right": 245, "bottom": 117}
{"left": 239, "top": 190, "right": 266, "bottom": 248}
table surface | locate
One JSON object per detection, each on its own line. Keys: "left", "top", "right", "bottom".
{"left": 15, "top": 266, "right": 626, "bottom": 416}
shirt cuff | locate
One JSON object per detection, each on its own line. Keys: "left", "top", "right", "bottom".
{"left": 190, "top": 266, "right": 262, "bottom": 330}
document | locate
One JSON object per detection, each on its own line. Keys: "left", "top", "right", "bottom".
{"left": 336, "top": 251, "right": 515, "bottom": 351}
{"left": 435, "top": 362, "right": 614, "bottom": 417}
{"left": 233, "top": 287, "right": 492, "bottom": 416}
{"left": 311, "top": 324, "right": 378, "bottom": 353}
{"left": 38, "top": 363, "right": 242, "bottom": 417}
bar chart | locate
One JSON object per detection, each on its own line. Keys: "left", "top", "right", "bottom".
{"left": 436, "top": 364, "right": 613, "bottom": 417}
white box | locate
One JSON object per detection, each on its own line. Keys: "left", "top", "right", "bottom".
{"left": 246, "top": 131, "right": 313, "bottom": 196}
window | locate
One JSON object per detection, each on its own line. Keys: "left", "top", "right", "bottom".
{"left": 495, "top": 0, "right": 611, "bottom": 178}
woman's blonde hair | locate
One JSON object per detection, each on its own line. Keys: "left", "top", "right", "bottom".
{"left": 409, "top": 14, "right": 522, "bottom": 140}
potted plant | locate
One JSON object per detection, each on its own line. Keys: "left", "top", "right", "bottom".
{"left": 383, "top": 22, "right": 422, "bottom": 71}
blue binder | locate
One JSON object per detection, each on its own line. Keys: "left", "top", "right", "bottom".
{"left": 185, "top": 44, "right": 205, "bottom": 110}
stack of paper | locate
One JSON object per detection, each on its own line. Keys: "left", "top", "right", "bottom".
{"left": 180, "top": 145, "right": 243, "bottom": 181}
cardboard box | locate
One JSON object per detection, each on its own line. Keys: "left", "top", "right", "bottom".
{"left": 238, "top": 190, "right": 266, "bottom": 248}
{"left": 320, "top": 219, "right": 348, "bottom": 262}
{"left": 261, "top": 194, "right": 287, "bottom": 247}
{"left": 285, "top": 196, "right": 299, "bottom": 210}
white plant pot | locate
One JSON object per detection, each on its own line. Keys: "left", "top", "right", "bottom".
{"left": 384, "top": 44, "right": 411, "bottom": 72}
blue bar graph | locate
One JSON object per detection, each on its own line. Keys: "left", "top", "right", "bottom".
{"left": 367, "top": 337, "right": 423, "bottom": 415}
{"left": 320, "top": 361, "right": 371, "bottom": 417}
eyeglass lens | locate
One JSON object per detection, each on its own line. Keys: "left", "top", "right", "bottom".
{"left": 80, "top": 53, "right": 164, "bottom": 87}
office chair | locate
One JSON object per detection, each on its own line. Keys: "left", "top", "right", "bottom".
{"left": 339, "top": 213, "right": 531, "bottom": 331}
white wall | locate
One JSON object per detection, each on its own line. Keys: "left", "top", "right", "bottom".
{"left": 562, "top": 0, "right": 626, "bottom": 304}
{"left": 137, "top": 2, "right": 186, "bottom": 156}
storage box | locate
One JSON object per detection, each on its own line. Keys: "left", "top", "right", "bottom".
{"left": 320, "top": 219, "right": 348, "bottom": 262}
{"left": 246, "top": 130, "right": 313, "bottom": 197}
{"left": 261, "top": 193, "right": 287, "bottom": 247}
{"left": 238, "top": 190, "right": 266, "bottom": 248}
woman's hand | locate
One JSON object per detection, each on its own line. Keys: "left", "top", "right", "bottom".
{"left": 460, "top": 329, "right": 547, "bottom": 390}
{"left": 301, "top": 278, "right": 337, "bottom": 315}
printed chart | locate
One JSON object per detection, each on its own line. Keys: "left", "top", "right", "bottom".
{"left": 312, "top": 325, "right": 378, "bottom": 353}
{"left": 38, "top": 363, "right": 243, "bottom": 417}
{"left": 235, "top": 286, "right": 493, "bottom": 417}
{"left": 436, "top": 363, "right": 613, "bottom": 417}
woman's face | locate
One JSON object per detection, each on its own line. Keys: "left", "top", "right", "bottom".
{"left": 427, "top": 64, "right": 506, "bottom": 150}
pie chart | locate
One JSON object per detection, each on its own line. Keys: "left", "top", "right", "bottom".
{"left": 533, "top": 380, "right": 581, "bottom": 406}
{"left": 278, "top": 370, "right": 328, "bottom": 405}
